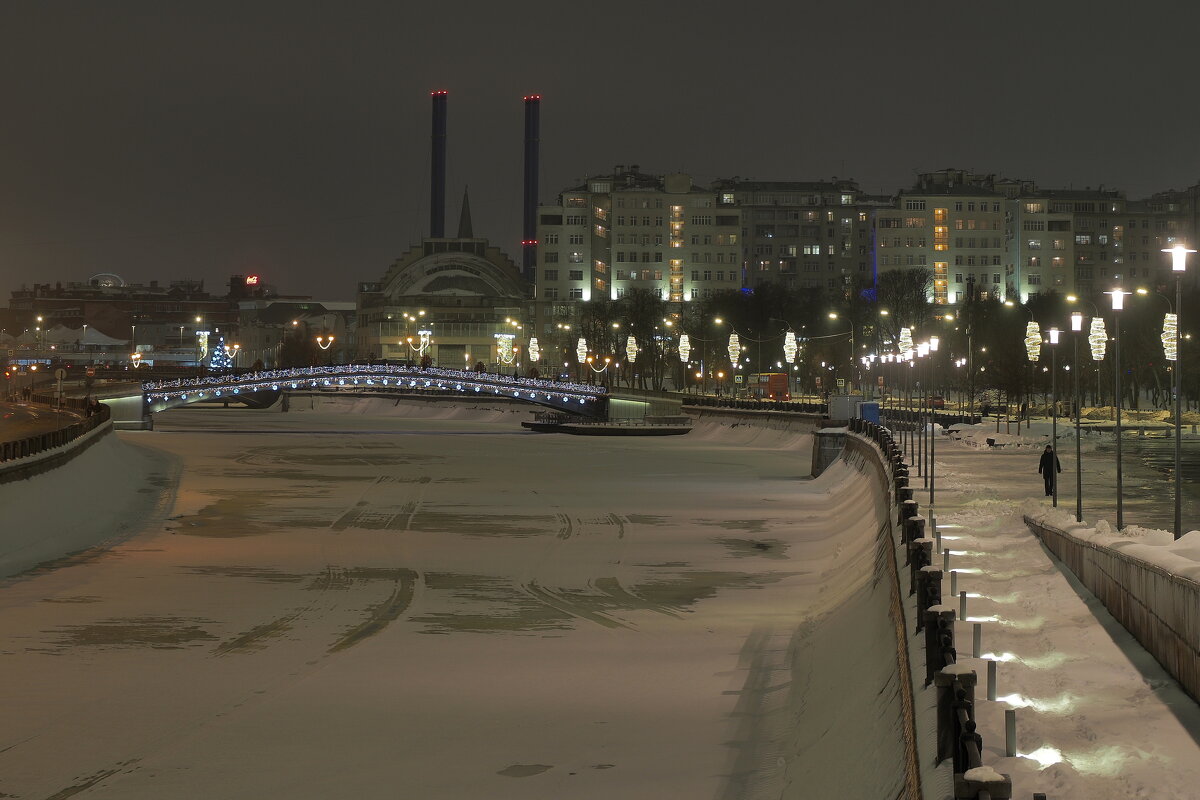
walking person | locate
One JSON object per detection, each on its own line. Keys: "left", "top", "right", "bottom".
{"left": 1038, "top": 444, "right": 1061, "bottom": 497}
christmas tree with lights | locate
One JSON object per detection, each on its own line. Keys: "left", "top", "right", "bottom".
{"left": 210, "top": 337, "right": 233, "bottom": 371}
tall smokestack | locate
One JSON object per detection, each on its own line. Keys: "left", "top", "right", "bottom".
{"left": 522, "top": 94, "right": 541, "bottom": 284}
{"left": 430, "top": 90, "right": 448, "bottom": 238}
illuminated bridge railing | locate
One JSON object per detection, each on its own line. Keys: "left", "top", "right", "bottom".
{"left": 142, "top": 364, "right": 608, "bottom": 409}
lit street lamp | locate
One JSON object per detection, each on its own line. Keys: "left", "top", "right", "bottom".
{"left": 1107, "top": 288, "right": 1130, "bottom": 531}
{"left": 1048, "top": 327, "right": 1060, "bottom": 508}
{"left": 1071, "top": 311, "right": 1085, "bottom": 523}
{"left": 1164, "top": 244, "right": 1195, "bottom": 539}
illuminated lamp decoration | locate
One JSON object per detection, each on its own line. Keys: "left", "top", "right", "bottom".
{"left": 726, "top": 332, "right": 741, "bottom": 364}
{"left": 625, "top": 335, "right": 638, "bottom": 363}
{"left": 1089, "top": 318, "right": 1107, "bottom": 361}
{"left": 576, "top": 337, "right": 588, "bottom": 363}
{"left": 1024, "top": 322, "right": 1042, "bottom": 362}
{"left": 528, "top": 337, "right": 541, "bottom": 363}
{"left": 783, "top": 331, "right": 798, "bottom": 364}
{"left": 196, "top": 330, "right": 210, "bottom": 360}
{"left": 678, "top": 334, "right": 691, "bottom": 362}
{"left": 495, "top": 332, "right": 515, "bottom": 364}
{"left": 898, "top": 327, "right": 913, "bottom": 355}
{"left": 1163, "top": 313, "right": 1178, "bottom": 361}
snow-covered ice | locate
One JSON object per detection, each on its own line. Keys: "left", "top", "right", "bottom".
{"left": 0, "top": 396, "right": 909, "bottom": 799}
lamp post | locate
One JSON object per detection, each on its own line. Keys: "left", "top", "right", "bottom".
{"left": 316, "top": 335, "right": 335, "bottom": 366}
{"left": 1048, "top": 327, "right": 1060, "bottom": 507}
{"left": 1107, "top": 288, "right": 1130, "bottom": 531}
{"left": 1164, "top": 245, "right": 1194, "bottom": 539}
{"left": 928, "top": 337, "right": 940, "bottom": 537}
{"left": 1071, "top": 312, "right": 1084, "bottom": 522}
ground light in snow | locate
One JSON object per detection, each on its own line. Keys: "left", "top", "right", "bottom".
{"left": 973, "top": 591, "right": 1022, "bottom": 604}
{"left": 981, "top": 651, "right": 1074, "bottom": 669}
{"left": 1018, "top": 743, "right": 1169, "bottom": 776}
{"left": 1019, "top": 746, "right": 1064, "bottom": 769}
{"left": 997, "top": 615, "right": 1046, "bottom": 630}
{"left": 997, "top": 692, "right": 1078, "bottom": 713}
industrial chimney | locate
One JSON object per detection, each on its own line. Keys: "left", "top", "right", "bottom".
{"left": 522, "top": 94, "right": 541, "bottom": 284}
{"left": 430, "top": 90, "right": 448, "bottom": 238}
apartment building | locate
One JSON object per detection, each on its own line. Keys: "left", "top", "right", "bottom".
{"left": 534, "top": 166, "right": 741, "bottom": 304}
{"left": 710, "top": 179, "right": 886, "bottom": 294}
{"left": 881, "top": 170, "right": 1008, "bottom": 306}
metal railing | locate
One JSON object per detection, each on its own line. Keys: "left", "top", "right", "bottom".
{"left": 848, "top": 417, "right": 1025, "bottom": 800}
{"left": 0, "top": 397, "right": 110, "bottom": 464}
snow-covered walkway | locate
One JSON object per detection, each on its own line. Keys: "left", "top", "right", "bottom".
{"left": 926, "top": 432, "right": 1200, "bottom": 799}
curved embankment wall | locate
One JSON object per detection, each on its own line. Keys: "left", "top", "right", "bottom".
{"left": 0, "top": 429, "right": 175, "bottom": 579}
{"left": 686, "top": 407, "right": 926, "bottom": 800}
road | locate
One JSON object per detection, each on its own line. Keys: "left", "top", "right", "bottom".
{"left": 0, "top": 401, "right": 81, "bottom": 439}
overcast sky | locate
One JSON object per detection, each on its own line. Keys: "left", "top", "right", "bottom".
{"left": 2, "top": 1, "right": 1197, "bottom": 304}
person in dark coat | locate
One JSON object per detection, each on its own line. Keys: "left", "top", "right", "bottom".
{"left": 1038, "top": 444, "right": 1061, "bottom": 496}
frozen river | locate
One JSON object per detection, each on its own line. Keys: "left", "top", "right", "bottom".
{"left": 0, "top": 397, "right": 909, "bottom": 799}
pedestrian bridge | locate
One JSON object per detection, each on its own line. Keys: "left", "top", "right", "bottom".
{"left": 116, "top": 365, "right": 608, "bottom": 429}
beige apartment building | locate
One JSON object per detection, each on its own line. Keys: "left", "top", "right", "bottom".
{"left": 880, "top": 170, "right": 1008, "bottom": 306}
{"left": 534, "top": 166, "right": 741, "bottom": 305}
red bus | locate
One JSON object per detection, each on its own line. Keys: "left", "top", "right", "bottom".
{"left": 748, "top": 372, "right": 790, "bottom": 401}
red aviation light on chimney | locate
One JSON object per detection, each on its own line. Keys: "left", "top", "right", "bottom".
{"left": 430, "top": 89, "right": 448, "bottom": 96}
{"left": 521, "top": 239, "right": 538, "bottom": 246}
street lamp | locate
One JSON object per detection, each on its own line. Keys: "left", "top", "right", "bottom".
{"left": 316, "top": 335, "right": 335, "bottom": 366}
{"left": 1071, "top": 311, "right": 1085, "bottom": 522}
{"left": 1106, "top": 288, "right": 1130, "bottom": 531}
{"left": 1163, "top": 244, "right": 1194, "bottom": 538}
{"left": 1048, "top": 327, "right": 1060, "bottom": 508}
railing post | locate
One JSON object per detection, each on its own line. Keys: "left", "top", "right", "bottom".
{"left": 916, "top": 566, "right": 942, "bottom": 630}
{"left": 924, "top": 606, "right": 955, "bottom": 685}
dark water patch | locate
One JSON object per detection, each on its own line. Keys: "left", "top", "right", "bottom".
{"left": 635, "top": 570, "right": 787, "bottom": 610}
{"left": 46, "top": 616, "right": 217, "bottom": 650}
{"left": 696, "top": 518, "right": 772, "bottom": 534}
{"left": 180, "top": 566, "right": 308, "bottom": 583}
{"left": 41, "top": 595, "right": 102, "bottom": 604}
{"left": 171, "top": 497, "right": 278, "bottom": 537}
{"left": 717, "top": 537, "right": 790, "bottom": 560}
{"left": 235, "top": 443, "right": 447, "bottom": 468}
{"left": 497, "top": 764, "right": 553, "bottom": 777}
{"left": 328, "top": 568, "right": 418, "bottom": 652}
{"left": 43, "top": 761, "right": 137, "bottom": 799}
{"left": 201, "top": 467, "right": 364, "bottom": 483}
{"left": 26, "top": 545, "right": 125, "bottom": 575}
{"left": 416, "top": 573, "right": 574, "bottom": 634}
{"left": 407, "top": 507, "right": 558, "bottom": 537}
{"left": 215, "top": 615, "right": 296, "bottom": 655}
{"left": 626, "top": 514, "right": 668, "bottom": 525}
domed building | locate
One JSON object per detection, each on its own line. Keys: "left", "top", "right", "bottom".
{"left": 355, "top": 191, "right": 532, "bottom": 370}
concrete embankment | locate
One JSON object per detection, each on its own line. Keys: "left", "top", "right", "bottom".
{"left": 0, "top": 431, "right": 175, "bottom": 578}
{"left": 687, "top": 407, "right": 926, "bottom": 800}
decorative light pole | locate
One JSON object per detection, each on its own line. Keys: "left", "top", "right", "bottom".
{"left": 1071, "top": 311, "right": 1085, "bottom": 522}
{"left": 1163, "top": 245, "right": 1194, "bottom": 538}
{"left": 928, "top": 336, "right": 940, "bottom": 538}
{"left": 1048, "top": 327, "right": 1060, "bottom": 507}
{"left": 1107, "top": 288, "right": 1130, "bottom": 531}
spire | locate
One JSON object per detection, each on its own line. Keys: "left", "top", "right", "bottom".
{"left": 457, "top": 186, "right": 473, "bottom": 238}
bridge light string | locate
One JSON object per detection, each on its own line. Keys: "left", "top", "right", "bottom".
{"left": 142, "top": 364, "right": 605, "bottom": 407}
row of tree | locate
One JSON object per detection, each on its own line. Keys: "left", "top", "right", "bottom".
{"left": 546, "top": 271, "right": 1200, "bottom": 409}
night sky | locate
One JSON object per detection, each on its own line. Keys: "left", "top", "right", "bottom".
{"left": 2, "top": 1, "right": 1196, "bottom": 303}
